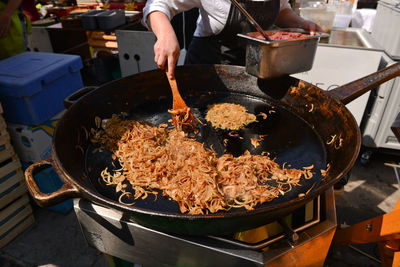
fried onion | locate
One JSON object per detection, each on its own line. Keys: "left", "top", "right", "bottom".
{"left": 205, "top": 103, "right": 257, "bottom": 130}
{"left": 92, "top": 115, "right": 313, "bottom": 215}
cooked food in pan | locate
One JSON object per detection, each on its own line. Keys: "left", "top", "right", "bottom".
{"left": 92, "top": 115, "right": 314, "bottom": 215}
{"left": 249, "top": 30, "right": 311, "bottom": 41}
{"left": 205, "top": 103, "right": 257, "bottom": 130}
{"left": 168, "top": 107, "right": 199, "bottom": 133}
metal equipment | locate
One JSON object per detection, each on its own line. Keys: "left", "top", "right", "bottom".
{"left": 25, "top": 62, "right": 400, "bottom": 236}
{"left": 238, "top": 29, "right": 328, "bottom": 78}
{"left": 74, "top": 188, "right": 336, "bottom": 267}
{"left": 22, "top": 25, "right": 400, "bottom": 266}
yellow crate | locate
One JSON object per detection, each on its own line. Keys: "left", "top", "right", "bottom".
{"left": 0, "top": 194, "right": 34, "bottom": 248}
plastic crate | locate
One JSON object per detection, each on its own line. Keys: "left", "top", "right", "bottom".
{"left": 96, "top": 10, "right": 125, "bottom": 30}
{"left": 81, "top": 9, "right": 108, "bottom": 30}
{"left": 21, "top": 163, "right": 73, "bottom": 214}
{"left": 0, "top": 52, "right": 83, "bottom": 125}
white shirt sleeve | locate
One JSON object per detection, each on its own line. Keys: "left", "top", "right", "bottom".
{"left": 142, "top": 0, "right": 200, "bottom": 29}
{"left": 143, "top": 0, "right": 293, "bottom": 36}
{"left": 280, "top": 0, "right": 291, "bottom": 11}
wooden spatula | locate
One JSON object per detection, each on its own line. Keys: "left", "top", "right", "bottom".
{"left": 165, "top": 71, "right": 198, "bottom": 132}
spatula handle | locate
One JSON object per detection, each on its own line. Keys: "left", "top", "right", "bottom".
{"left": 165, "top": 70, "right": 186, "bottom": 109}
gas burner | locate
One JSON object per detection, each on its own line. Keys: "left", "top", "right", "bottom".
{"left": 74, "top": 188, "right": 336, "bottom": 266}
{"left": 208, "top": 195, "right": 320, "bottom": 251}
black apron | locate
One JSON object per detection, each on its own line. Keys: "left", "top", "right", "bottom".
{"left": 185, "top": 0, "right": 280, "bottom": 65}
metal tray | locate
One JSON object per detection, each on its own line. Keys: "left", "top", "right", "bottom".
{"left": 81, "top": 10, "right": 108, "bottom": 30}
{"left": 96, "top": 10, "right": 125, "bottom": 30}
{"left": 238, "top": 28, "right": 329, "bottom": 79}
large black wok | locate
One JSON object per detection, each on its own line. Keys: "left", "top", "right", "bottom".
{"left": 25, "top": 63, "right": 400, "bottom": 236}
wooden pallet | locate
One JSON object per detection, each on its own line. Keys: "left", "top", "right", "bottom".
{"left": 0, "top": 116, "right": 7, "bottom": 135}
{"left": 87, "top": 31, "right": 118, "bottom": 57}
{"left": 0, "top": 115, "right": 24, "bottom": 210}
{"left": 0, "top": 194, "right": 34, "bottom": 248}
{"left": 0, "top": 133, "right": 14, "bottom": 164}
{"left": 0, "top": 102, "right": 9, "bottom": 140}
{"left": 0, "top": 169, "right": 26, "bottom": 210}
{"left": 0, "top": 152, "right": 26, "bottom": 210}
{"left": 0, "top": 130, "right": 10, "bottom": 145}
{"left": 0, "top": 106, "right": 34, "bottom": 248}
{"left": 0, "top": 155, "right": 21, "bottom": 178}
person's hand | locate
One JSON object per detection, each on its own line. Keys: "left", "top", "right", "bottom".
{"left": 276, "top": 8, "right": 324, "bottom": 35}
{"left": 0, "top": 13, "right": 12, "bottom": 38}
{"left": 148, "top": 11, "right": 181, "bottom": 79}
{"left": 299, "top": 19, "right": 324, "bottom": 35}
{"left": 154, "top": 31, "right": 180, "bottom": 79}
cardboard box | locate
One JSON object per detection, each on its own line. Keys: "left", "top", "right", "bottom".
{"left": 7, "top": 110, "right": 65, "bottom": 163}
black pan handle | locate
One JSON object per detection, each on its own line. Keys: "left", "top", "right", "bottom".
{"left": 328, "top": 61, "right": 400, "bottom": 105}
{"left": 391, "top": 112, "right": 400, "bottom": 143}
{"left": 24, "top": 157, "right": 80, "bottom": 207}
{"left": 64, "top": 86, "right": 98, "bottom": 109}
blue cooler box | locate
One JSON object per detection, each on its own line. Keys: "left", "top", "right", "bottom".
{"left": 0, "top": 52, "right": 83, "bottom": 125}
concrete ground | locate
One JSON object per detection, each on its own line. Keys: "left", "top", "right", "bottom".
{"left": 0, "top": 149, "right": 399, "bottom": 267}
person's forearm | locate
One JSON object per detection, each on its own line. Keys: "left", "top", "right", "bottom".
{"left": 2, "top": 0, "right": 23, "bottom": 18}
{"left": 275, "top": 7, "right": 322, "bottom": 33}
{"left": 148, "top": 11, "right": 180, "bottom": 79}
{"left": 275, "top": 8, "right": 306, "bottom": 28}
{"left": 148, "top": 11, "right": 176, "bottom": 42}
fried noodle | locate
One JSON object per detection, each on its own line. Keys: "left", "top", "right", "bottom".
{"left": 92, "top": 115, "right": 313, "bottom": 215}
{"left": 205, "top": 103, "right": 257, "bottom": 130}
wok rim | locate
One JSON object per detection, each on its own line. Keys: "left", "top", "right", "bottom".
{"left": 50, "top": 64, "right": 361, "bottom": 220}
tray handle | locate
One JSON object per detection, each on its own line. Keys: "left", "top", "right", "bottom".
{"left": 25, "top": 158, "right": 80, "bottom": 207}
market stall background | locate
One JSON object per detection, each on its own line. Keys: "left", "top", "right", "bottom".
{"left": 0, "top": 0, "right": 400, "bottom": 265}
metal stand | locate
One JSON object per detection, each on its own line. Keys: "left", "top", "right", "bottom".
{"left": 74, "top": 188, "right": 336, "bottom": 267}
{"left": 332, "top": 198, "right": 400, "bottom": 266}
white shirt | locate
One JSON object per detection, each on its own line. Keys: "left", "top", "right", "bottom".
{"left": 142, "top": 0, "right": 291, "bottom": 37}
